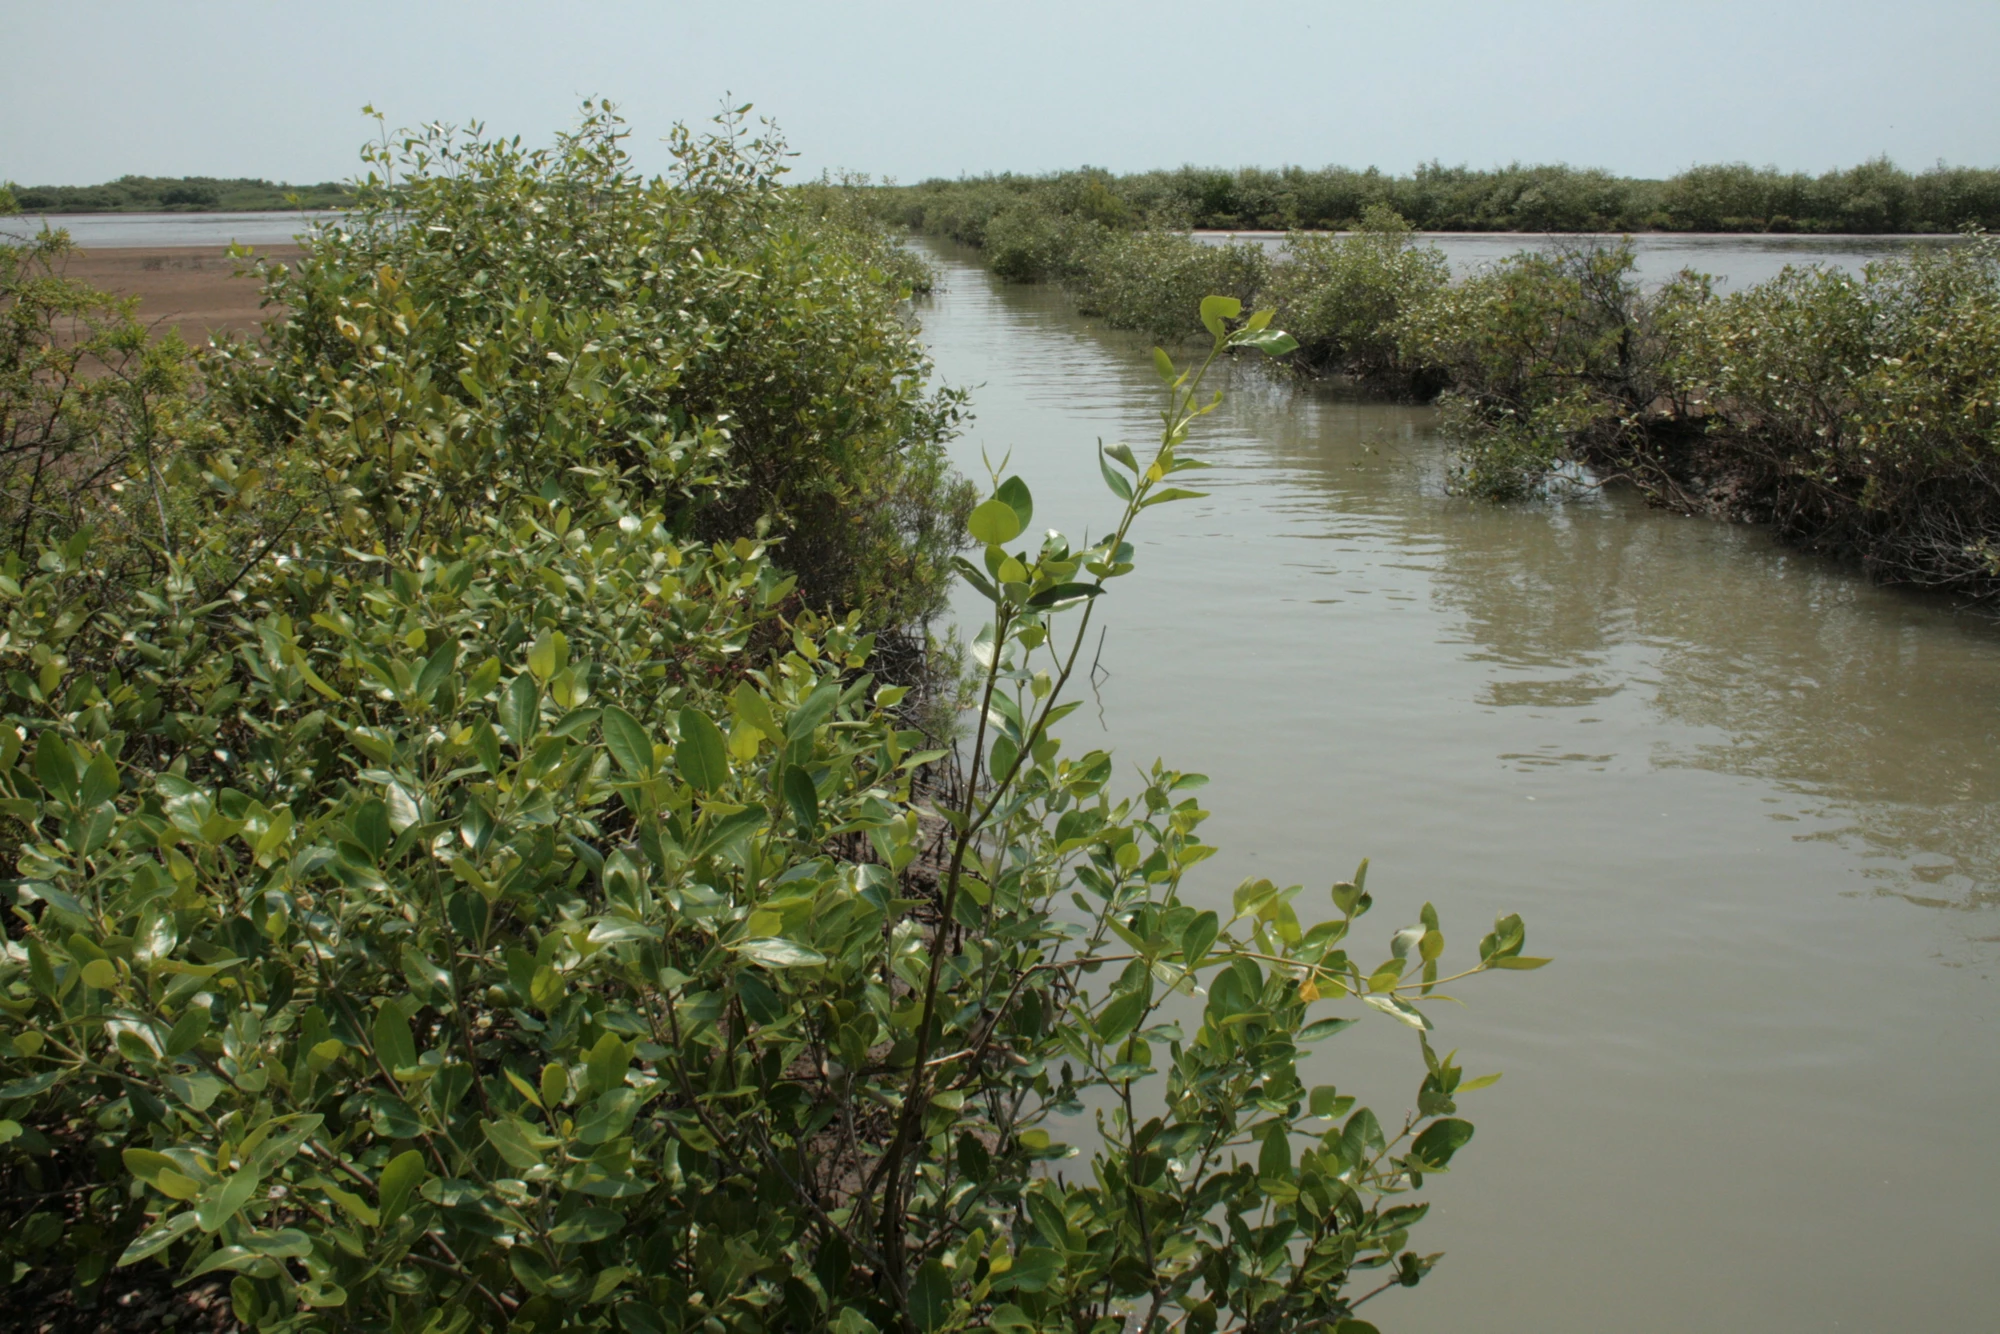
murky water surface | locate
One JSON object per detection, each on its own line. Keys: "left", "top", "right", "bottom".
{"left": 914, "top": 237, "right": 2000, "bottom": 1334}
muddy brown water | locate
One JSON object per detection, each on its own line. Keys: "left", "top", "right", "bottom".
{"left": 912, "top": 236, "right": 2000, "bottom": 1333}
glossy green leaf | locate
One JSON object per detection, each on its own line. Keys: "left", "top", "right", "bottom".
{"left": 909, "top": 1259, "right": 952, "bottom": 1332}
{"left": 1199, "top": 294, "right": 1242, "bottom": 339}
{"left": 1026, "top": 582, "right": 1103, "bottom": 609}
{"left": 968, "top": 498, "right": 1025, "bottom": 546}
{"left": 376, "top": 1149, "right": 426, "bottom": 1227}
{"left": 1411, "top": 1117, "right": 1475, "bottom": 1167}
{"left": 500, "top": 673, "right": 541, "bottom": 745}
{"left": 995, "top": 476, "right": 1034, "bottom": 530}
{"left": 782, "top": 764, "right": 818, "bottom": 834}
{"left": 1098, "top": 447, "right": 1134, "bottom": 500}
{"left": 600, "top": 706, "right": 654, "bottom": 777}
{"left": 733, "top": 937, "right": 826, "bottom": 968}
{"left": 372, "top": 1005, "right": 417, "bottom": 1072}
{"left": 674, "top": 708, "right": 729, "bottom": 792}
{"left": 1181, "top": 911, "right": 1219, "bottom": 967}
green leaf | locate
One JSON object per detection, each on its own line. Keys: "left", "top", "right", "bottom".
{"left": 1181, "top": 911, "right": 1218, "bottom": 967}
{"left": 1139, "top": 486, "right": 1207, "bottom": 509}
{"left": 600, "top": 706, "right": 654, "bottom": 778}
{"left": 968, "top": 498, "right": 1025, "bottom": 546}
{"left": 165, "top": 1004, "right": 210, "bottom": 1056}
{"left": 483, "top": 1116, "right": 553, "bottom": 1172}
{"left": 373, "top": 1005, "right": 418, "bottom": 1072}
{"left": 952, "top": 555, "right": 998, "bottom": 600}
{"left": 1098, "top": 447, "right": 1134, "bottom": 500}
{"left": 1199, "top": 295, "right": 1242, "bottom": 340}
{"left": 782, "top": 765, "right": 818, "bottom": 835}
{"left": 1095, "top": 991, "right": 1145, "bottom": 1047}
{"left": 995, "top": 476, "right": 1035, "bottom": 530}
{"left": 993, "top": 1246, "right": 1060, "bottom": 1293}
{"left": 0, "top": 1070, "right": 58, "bottom": 1100}
{"left": 117, "top": 1209, "right": 199, "bottom": 1265}
{"left": 471, "top": 721, "right": 504, "bottom": 776}
{"left": 1491, "top": 956, "right": 1551, "bottom": 970}
{"left": 1258, "top": 1123, "right": 1291, "bottom": 1180}
{"left": 416, "top": 639, "right": 458, "bottom": 700}
{"left": 79, "top": 752, "right": 119, "bottom": 809}
{"left": 33, "top": 732, "right": 76, "bottom": 802}
{"left": 733, "top": 937, "right": 826, "bottom": 968}
{"left": 1152, "top": 346, "right": 1177, "bottom": 383}
{"left": 123, "top": 1149, "right": 201, "bottom": 1201}
{"left": 785, "top": 679, "right": 841, "bottom": 741}
{"left": 376, "top": 1149, "right": 426, "bottom": 1227}
{"left": 1234, "top": 328, "right": 1299, "bottom": 357}
{"left": 1026, "top": 582, "right": 1103, "bottom": 609}
{"left": 674, "top": 708, "right": 729, "bottom": 792}
{"left": 584, "top": 1031, "right": 629, "bottom": 1096}
{"left": 500, "top": 673, "right": 541, "bottom": 746}
{"left": 731, "top": 681, "right": 782, "bottom": 741}
{"left": 1362, "top": 993, "right": 1431, "bottom": 1030}
{"left": 1298, "top": 1016, "right": 1358, "bottom": 1042}
{"left": 576, "top": 1088, "right": 641, "bottom": 1145}
{"left": 909, "top": 1259, "right": 952, "bottom": 1333}
{"left": 1308, "top": 1085, "right": 1350, "bottom": 1119}
{"left": 550, "top": 1207, "right": 624, "bottom": 1245}
{"left": 195, "top": 1170, "right": 260, "bottom": 1232}
{"left": 1411, "top": 1117, "right": 1475, "bottom": 1167}
{"left": 314, "top": 1179, "right": 379, "bottom": 1228}
{"left": 242, "top": 1228, "right": 313, "bottom": 1259}
{"left": 526, "top": 630, "right": 566, "bottom": 683}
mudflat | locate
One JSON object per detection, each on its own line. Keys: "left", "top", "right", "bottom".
{"left": 49, "top": 244, "right": 300, "bottom": 345}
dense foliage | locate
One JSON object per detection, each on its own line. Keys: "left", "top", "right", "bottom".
{"left": 0, "top": 110, "right": 1541, "bottom": 1334}
{"left": 0, "top": 231, "right": 204, "bottom": 569}
{"left": 1260, "top": 209, "right": 1448, "bottom": 382}
{"left": 879, "top": 157, "right": 2000, "bottom": 237}
{"left": 1669, "top": 236, "right": 2000, "bottom": 588}
{"left": 4, "top": 177, "right": 354, "bottom": 215}
{"left": 212, "top": 105, "right": 971, "bottom": 643}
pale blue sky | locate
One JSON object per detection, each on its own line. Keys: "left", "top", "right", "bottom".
{"left": 5, "top": 0, "right": 1996, "bottom": 186}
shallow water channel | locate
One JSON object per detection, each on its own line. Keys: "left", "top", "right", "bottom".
{"left": 912, "top": 237, "right": 2000, "bottom": 1333}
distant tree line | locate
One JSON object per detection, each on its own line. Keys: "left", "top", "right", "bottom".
{"left": 4, "top": 175, "right": 354, "bottom": 213}
{"left": 880, "top": 157, "right": 2000, "bottom": 234}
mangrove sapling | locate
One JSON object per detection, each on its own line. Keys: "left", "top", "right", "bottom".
{"left": 844, "top": 294, "right": 1547, "bottom": 1334}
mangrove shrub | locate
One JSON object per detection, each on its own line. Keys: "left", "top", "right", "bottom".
{"left": 0, "top": 107, "right": 1542, "bottom": 1334}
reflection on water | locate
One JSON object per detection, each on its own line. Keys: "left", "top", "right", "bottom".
{"left": 912, "top": 237, "right": 2000, "bottom": 1334}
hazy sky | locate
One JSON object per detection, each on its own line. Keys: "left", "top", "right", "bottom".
{"left": 6, "top": 0, "right": 1997, "bottom": 186}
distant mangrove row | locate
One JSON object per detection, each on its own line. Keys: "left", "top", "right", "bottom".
{"left": 0, "top": 175, "right": 355, "bottom": 213}
{"left": 877, "top": 158, "right": 2000, "bottom": 236}
{"left": 882, "top": 193, "right": 2000, "bottom": 605}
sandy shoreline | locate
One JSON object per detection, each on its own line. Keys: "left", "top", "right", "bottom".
{"left": 47, "top": 245, "right": 300, "bottom": 345}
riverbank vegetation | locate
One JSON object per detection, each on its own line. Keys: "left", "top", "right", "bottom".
{"left": 890, "top": 178, "right": 2000, "bottom": 603}
{"left": 0, "top": 106, "right": 1536, "bottom": 1333}
{"left": 879, "top": 157, "right": 2000, "bottom": 237}
{"left": 2, "top": 176, "right": 355, "bottom": 214}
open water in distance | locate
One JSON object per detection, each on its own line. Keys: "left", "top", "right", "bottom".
{"left": 1199, "top": 229, "right": 1964, "bottom": 287}
{"left": 2, "top": 211, "right": 1961, "bottom": 288}
{"left": 912, "top": 235, "right": 2000, "bottom": 1334}
{"left": 0, "top": 212, "right": 339, "bottom": 248}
